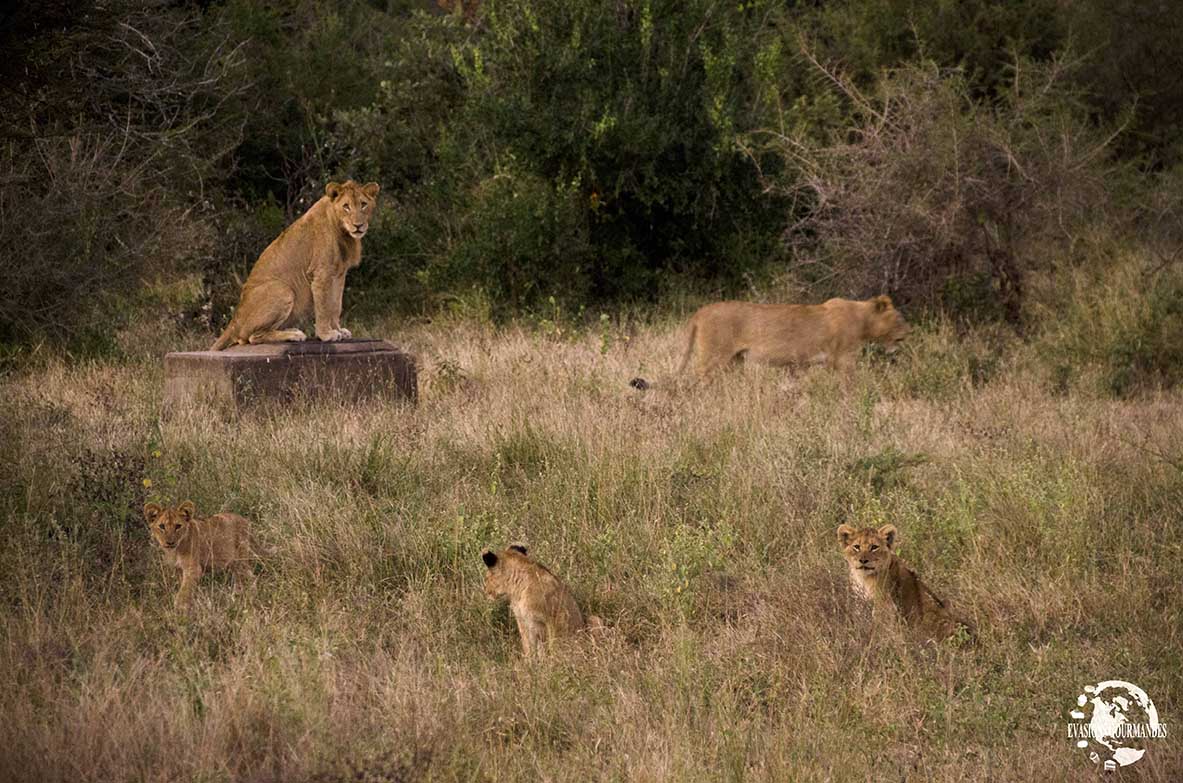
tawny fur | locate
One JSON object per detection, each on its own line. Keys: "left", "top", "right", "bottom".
{"left": 144, "top": 501, "right": 253, "bottom": 609}
{"left": 481, "top": 546, "right": 600, "bottom": 656}
{"left": 837, "top": 523, "right": 974, "bottom": 643}
{"left": 678, "top": 295, "right": 910, "bottom": 377}
{"left": 211, "top": 180, "right": 380, "bottom": 350}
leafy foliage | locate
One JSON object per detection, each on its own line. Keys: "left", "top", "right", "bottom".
{"left": 341, "top": 0, "right": 793, "bottom": 315}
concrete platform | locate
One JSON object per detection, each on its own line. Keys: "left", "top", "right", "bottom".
{"left": 164, "top": 338, "right": 417, "bottom": 412}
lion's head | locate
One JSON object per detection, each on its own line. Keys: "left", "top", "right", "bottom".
{"left": 837, "top": 523, "right": 897, "bottom": 576}
{"left": 864, "top": 295, "right": 910, "bottom": 348}
{"left": 481, "top": 545, "right": 529, "bottom": 600}
{"left": 144, "top": 501, "right": 197, "bottom": 550}
{"left": 325, "top": 180, "right": 380, "bottom": 240}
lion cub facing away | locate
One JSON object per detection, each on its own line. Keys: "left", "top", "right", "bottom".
{"left": 482, "top": 546, "right": 602, "bottom": 656}
{"left": 144, "top": 501, "right": 253, "bottom": 609}
{"left": 837, "top": 524, "right": 974, "bottom": 643}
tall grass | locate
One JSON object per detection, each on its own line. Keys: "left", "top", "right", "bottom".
{"left": 1, "top": 297, "right": 1181, "bottom": 780}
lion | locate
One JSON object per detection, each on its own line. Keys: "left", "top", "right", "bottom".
{"left": 837, "top": 523, "right": 974, "bottom": 643}
{"left": 630, "top": 296, "right": 909, "bottom": 387}
{"left": 144, "top": 501, "right": 253, "bottom": 609}
{"left": 481, "top": 545, "right": 602, "bottom": 656}
{"left": 210, "top": 180, "right": 380, "bottom": 350}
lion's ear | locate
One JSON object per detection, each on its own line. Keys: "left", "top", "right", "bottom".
{"left": 325, "top": 181, "right": 342, "bottom": 200}
{"left": 481, "top": 550, "right": 498, "bottom": 568}
{"left": 508, "top": 544, "right": 528, "bottom": 556}
{"left": 143, "top": 503, "right": 163, "bottom": 525}
{"left": 874, "top": 295, "right": 892, "bottom": 312}
{"left": 362, "top": 182, "right": 380, "bottom": 199}
{"left": 878, "top": 524, "right": 898, "bottom": 548}
{"left": 837, "top": 524, "right": 856, "bottom": 547}
{"left": 178, "top": 501, "right": 196, "bottom": 522}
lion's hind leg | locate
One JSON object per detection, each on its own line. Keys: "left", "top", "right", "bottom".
{"left": 690, "top": 323, "right": 745, "bottom": 379}
{"left": 235, "top": 282, "right": 305, "bottom": 345}
{"left": 231, "top": 557, "right": 256, "bottom": 590}
{"left": 694, "top": 346, "right": 742, "bottom": 379}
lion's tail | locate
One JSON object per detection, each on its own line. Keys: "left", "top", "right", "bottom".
{"left": 209, "top": 323, "right": 236, "bottom": 351}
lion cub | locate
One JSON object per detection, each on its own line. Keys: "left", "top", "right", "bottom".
{"left": 837, "top": 524, "right": 974, "bottom": 643}
{"left": 481, "top": 545, "right": 600, "bottom": 656}
{"left": 144, "top": 501, "right": 253, "bottom": 609}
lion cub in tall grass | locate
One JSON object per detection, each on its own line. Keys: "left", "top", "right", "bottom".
{"left": 837, "top": 524, "right": 974, "bottom": 643}
{"left": 144, "top": 501, "right": 253, "bottom": 609}
{"left": 481, "top": 545, "right": 601, "bottom": 656}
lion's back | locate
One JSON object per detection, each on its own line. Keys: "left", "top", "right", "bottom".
{"left": 519, "top": 565, "right": 585, "bottom": 632}
{"left": 245, "top": 199, "right": 337, "bottom": 284}
{"left": 195, "top": 513, "right": 252, "bottom": 566}
{"left": 894, "top": 561, "right": 975, "bottom": 643}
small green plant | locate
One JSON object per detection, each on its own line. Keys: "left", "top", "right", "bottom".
{"left": 433, "top": 358, "right": 470, "bottom": 396}
{"left": 848, "top": 448, "right": 929, "bottom": 495}
{"left": 659, "top": 519, "right": 737, "bottom": 615}
{"left": 142, "top": 433, "right": 180, "bottom": 507}
{"left": 531, "top": 296, "right": 586, "bottom": 342}
{"left": 597, "top": 312, "right": 614, "bottom": 356}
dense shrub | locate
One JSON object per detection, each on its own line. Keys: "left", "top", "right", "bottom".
{"left": 797, "top": 0, "right": 1064, "bottom": 98}
{"left": 1064, "top": 0, "right": 1183, "bottom": 169}
{"left": 760, "top": 56, "right": 1117, "bottom": 323}
{"left": 340, "top": 0, "right": 793, "bottom": 315}
{"left": 0, "top": 1, "right": 247, "bottom": 344}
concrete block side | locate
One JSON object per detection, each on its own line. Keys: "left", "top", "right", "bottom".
{"left": 163, "top": 343, "right": 417, "bottom": 413}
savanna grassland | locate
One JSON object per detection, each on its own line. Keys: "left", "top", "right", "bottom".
{"left": 4, "top": 4, "right": 1183, "bottom": 778}
{"left": 2, "top": 291, "right": 1181, "bottom": 782}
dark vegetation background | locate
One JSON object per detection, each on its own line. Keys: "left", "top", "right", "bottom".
{"left": 2, "top": 0, "right": 1181, "bottom": 392}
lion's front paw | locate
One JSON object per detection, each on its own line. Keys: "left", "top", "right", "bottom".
{"left": 316, "top": 328, "right": 344, "bottom": 342}
{"left": 337, "top": 327, "right": 352, "bottom": 339}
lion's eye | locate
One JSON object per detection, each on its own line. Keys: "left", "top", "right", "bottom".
{"left": 853, "top": 544, "right": 860, "bottom": 552}
{"left": 870, "top": 545, "right": 879, "bottom": 551}
{"left": 343, "top": 204, "right": 351, "bottom": 212}
{"left": 361, "top": 202, "right": 369, "bottom": 210}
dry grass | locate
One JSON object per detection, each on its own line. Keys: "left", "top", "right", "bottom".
{"left": 1, "top": 312, "right": 1181, "bottom": 782}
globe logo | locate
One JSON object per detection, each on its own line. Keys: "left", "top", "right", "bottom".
{"left": 1067, "top": 680, "right": 1168, "bottom": 770}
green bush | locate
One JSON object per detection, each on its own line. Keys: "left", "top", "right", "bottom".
{"left": 339, "top": 0, "right": 793, "bottom": 315}
{"left": 798, "top": 0, "right": 1063, "bottom": 99}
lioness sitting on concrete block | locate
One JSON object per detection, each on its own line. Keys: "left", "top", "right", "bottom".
{"left": 211, "top": 180, "right": 380, "bottom": 350}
